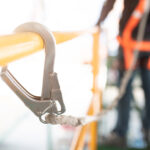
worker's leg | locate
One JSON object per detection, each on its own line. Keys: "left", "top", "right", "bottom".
{"left": 113, "top": 69, "right": 136, "bottom": 137}
{"left": 99, "top": 69, "right": 136, "bottom": 147}
{"left": 100, "top": 47, "right": 136, "bottom": 147}
{"left": 141, "top": 68, "right": 150, "bottom": 145}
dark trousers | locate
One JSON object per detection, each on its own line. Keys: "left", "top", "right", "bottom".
{"left": 113, "top": 68, "right": 150, "bottom": 137}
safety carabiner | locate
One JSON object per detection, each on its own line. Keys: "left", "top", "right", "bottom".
{"left": 0, "top": 22, "right": 65, "bottom": 123}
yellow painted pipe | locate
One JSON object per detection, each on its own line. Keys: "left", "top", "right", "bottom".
{"left": 0, "top": 32, "right": 44, "bottom": 66}
{"left": 53, "top": 26, "right": 99, "bottom": 44}
{"left": 0, "top": 27, "right": 99, "bottom": 66}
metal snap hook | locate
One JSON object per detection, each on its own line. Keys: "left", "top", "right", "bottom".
{"left": 0, "top": 22, "right": 65, "bottom": 122}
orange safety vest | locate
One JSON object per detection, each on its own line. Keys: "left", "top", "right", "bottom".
{"left": 118, "top": 0, "right": 150, "bottom": 70}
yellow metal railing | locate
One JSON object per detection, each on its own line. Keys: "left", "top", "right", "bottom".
{"left": 0, "top": 25, "right": 101, "bottom": 150}
{"left": 0, "top": 32, "right": 43, "bottom": 66}
{"left": 0, "top": 27, "right": 98, "bottom": 66}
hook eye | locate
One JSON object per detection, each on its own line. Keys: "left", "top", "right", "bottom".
{"left": 39, "top": 114, "right": 48, "bottom": 124}
{"left": 39, "top": 103, "right": 56, "bottom": 124}
{"left": 53, "top": 99, "right": 65, "bottom": 115}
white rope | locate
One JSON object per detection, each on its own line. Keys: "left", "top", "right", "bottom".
{"left": 45, "top": 0, "right": 150, "bottom": 127}
{"left": 16, "top": 0, "right": 149, "bottom": 127}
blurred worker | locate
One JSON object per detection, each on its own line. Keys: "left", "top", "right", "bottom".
{"left": 97, "top": 0, "right": 150, "bottom": 147}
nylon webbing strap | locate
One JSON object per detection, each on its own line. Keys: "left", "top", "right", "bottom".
{"left": 17, "top": 0, "right": 150, "bottom": 127}
{"left": 44, "top": 0, "right": 150, "bottom": 126}
{"left": 45, "top": 0, "right": 150, "bottom": 127}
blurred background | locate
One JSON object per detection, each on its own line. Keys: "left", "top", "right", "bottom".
{"left": 0, "top": 0, "right": 146, "bottom": 149}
